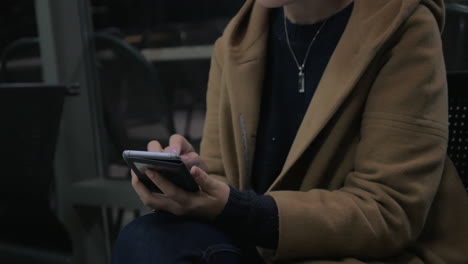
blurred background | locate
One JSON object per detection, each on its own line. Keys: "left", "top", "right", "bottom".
{"left": 0, "top": 0, "right": 466, "bottom": 263}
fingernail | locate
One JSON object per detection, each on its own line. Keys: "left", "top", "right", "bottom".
{"left": 169, "top": 147, "right": 178, "bottom": 154}
{"left": 180, "top": 155, "right": 188, "bottom": 160}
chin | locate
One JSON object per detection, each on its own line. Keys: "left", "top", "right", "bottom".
{"left": 256, "top": 0, "right": 295, "bottom": 8}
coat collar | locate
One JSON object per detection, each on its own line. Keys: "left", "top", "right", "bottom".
{"left": 221, "top": 0, "right": 428, "bottom": 191}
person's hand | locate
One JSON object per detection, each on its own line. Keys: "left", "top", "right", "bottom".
{"left": 130, "top": 137, "right": 230, "bottom": 220}
{"left": 163, "top": 134, "right": 208, "bottom": 171}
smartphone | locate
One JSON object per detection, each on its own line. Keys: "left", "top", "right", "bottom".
{"left": 122, "top": 150, "right": 199, "bottom": 193}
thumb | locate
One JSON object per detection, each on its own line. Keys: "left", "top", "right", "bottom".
{"left": 191, "top": 166, "right": 217, "bottom": 195}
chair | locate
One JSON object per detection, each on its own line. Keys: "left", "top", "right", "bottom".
{"left": 443, "top": 2, "right": 468, "bottom": 72}
{"left": 447, "top": 71, "right": 468, "bottom": 192}
{"left": 0, "top": 83, "right": 78, "bottom": 264}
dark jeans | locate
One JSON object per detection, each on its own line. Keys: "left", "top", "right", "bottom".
{"left": 111, "top": 212, "right": 265, "bottom": 264}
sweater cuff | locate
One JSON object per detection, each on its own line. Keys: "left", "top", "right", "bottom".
{"left": 215, "top": 186, "right": 279, "bottom": 249}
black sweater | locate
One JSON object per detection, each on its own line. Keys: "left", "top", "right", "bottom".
{"left": 216, "top": 4, "right": 353, "bottom": 249}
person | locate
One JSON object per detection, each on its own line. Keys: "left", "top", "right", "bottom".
{"left": 112, "top": 0, "right": 468, "bottom": 263}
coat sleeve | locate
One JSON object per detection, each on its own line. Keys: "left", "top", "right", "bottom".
{"left": 200, "top": 39, "right": 229, "bottom": 183}
{"left": 268, "top": 6, "right": 449, "bottom": 260}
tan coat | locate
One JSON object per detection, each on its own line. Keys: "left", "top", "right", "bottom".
{"left": 199, "top": 0, "right": 468, "bottom": 263}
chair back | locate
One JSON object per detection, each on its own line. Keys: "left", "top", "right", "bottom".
{"left": 0, "top": 83, "right": 75, "bottom": 201}
{"left": 443, "top": 3, "right": 468, "bottom": 72}
{"left": 447, "top": 71, "right": 468, "bottom": 192}
{"left": 0, "top": 83, "right": 76, "bottom": 260}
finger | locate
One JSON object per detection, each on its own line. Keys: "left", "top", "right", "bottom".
{"left": 168, "top": 134, "right": 194, "bottom": 155}
{"left": 146, "top": 169, "right": 191, "bottom": 204}
{"left": 147, "top": 140, "right": 163, "bottom": 152}
{"left": 131, "top": 172, "right": 180, "bottom": 212}
{"left": 191, "top": 166, "right": 218, "bottom": 196}
{"left": 180, "top": 152, "right": 208, "bottom": 171}
{"left": 131, "top": 171, "right": 155, "bottom": 204}
{"left": 131, "top": 172, "right": 162, "bottom": 206}
{"left": 180, "top": 152, "right": 200, "bottom": 168}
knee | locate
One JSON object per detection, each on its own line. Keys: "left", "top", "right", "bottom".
{"left": 111, "top": 212, "right": 240, "bottom": 264}
{"left": 112, "top": 213, "right": 170, "bottom": 263}
{"left": 115, "top": 212, "right": 174, "bottom": 244}
{"left": 115, "top": 213, "right": 152, "bottom": 243}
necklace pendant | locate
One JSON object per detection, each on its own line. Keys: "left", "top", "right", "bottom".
{"left": 298, "top": 70, "right": 305, "bottom": 93}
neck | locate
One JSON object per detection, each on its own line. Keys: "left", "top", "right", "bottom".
{"left": 284, "top": 0, "right": 353, "bottom": 24}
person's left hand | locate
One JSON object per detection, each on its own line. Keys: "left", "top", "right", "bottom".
{"left": 132, "top": 163, "right": 230, "bottom": 220}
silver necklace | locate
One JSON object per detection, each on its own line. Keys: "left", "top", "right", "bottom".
{"left": 283, "top": 11, "right": 328, "bottom": 93}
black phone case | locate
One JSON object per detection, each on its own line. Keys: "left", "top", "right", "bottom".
{"left": 124, "top": 156, "right": 199, "bottom": 193}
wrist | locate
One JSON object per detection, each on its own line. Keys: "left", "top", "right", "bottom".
{"left": 214, "top": 187, "right": 279, "bottom": 249}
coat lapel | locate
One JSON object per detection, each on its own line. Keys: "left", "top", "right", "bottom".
{"left": 226, "top": 54, "right": 267, "bottom": 190}
{"left": 224, "top": 1, "right": 269, "bottom": 189}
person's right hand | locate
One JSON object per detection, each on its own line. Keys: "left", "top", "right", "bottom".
{"left": 131, "top": 137, "right": 228, "bottom": 219}
{"left": 162, "top": 134, "right": 208, "bottom": 172}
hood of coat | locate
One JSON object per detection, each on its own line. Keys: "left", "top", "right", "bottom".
{"left": 221, "top": 0, "right": 444, "bottom": 55}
